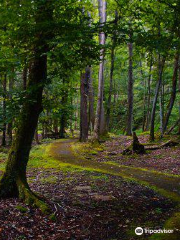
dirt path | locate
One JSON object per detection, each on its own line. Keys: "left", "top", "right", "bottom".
{"left": 48, "top": 139, "right": 180, "bottom": 204}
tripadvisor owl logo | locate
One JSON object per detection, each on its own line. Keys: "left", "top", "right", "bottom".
{"left": 135, "top": 227, "right": 143, "bottom": 235}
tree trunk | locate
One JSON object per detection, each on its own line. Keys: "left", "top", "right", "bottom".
{"left": 145, "top": 57, "right": 153, "bottom": 131}
{"left": 150, "top": 56, "right": 165, "bottom": 141}
{"left": 163, "top": 53, "right": 179, "bottom": 133}
{"left": 93, "top": 0, "right": 107, "bottom": 142}
{"left": 23, "top": 64, "right": 28, "bottom": 90}
{"left": 59, "top": 79, "right": 68, "bottom": 138}
{"left": 80, "top": 67, "right": 90, "bottom": 142}
{"left": 2, "top": 74, "right": 7, "bottom": 146}
{"left": 7, "top": 69, "right": 15, "bottom": 145}
{"left": 106, "top": 11, "right": 118, "bottom": 131}
{"left": 178, "top": 63, "right": 180, "bottom": 134}
{"left": 0, "top": 0, "right": 53, "bottom": 212}
{"left": 126, "top": 40, "right": 133, "bottom": 136}
{"left": 159, "top": 79, "right": 164, "bottom": 137}
{"left": 88, "top": 67, "right": 95, "bottom": 132}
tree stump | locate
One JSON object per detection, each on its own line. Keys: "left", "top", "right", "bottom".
{"left": 122, "top": 132, "right": 145, "bottom": 155}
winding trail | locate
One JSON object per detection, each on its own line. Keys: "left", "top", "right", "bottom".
{"left": 47, "top": 139, "right": 180, "bottom": 203}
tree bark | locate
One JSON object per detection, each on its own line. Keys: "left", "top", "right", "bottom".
{"left": 145, "top": 57, "right": 153, "bottom": 131}
{"left": 7, "top": 70, "right": 14, "bottom": 145}
{"left": 59, "top": 79, "right": 68, "bottom": 138}
{"left": 23, "top": 64, "right": 28, "bottom": 90}
{"left": 106, "top": 11, "right": 118, "bottom": 131}
{"left": 93, "top": 0, "right": 107, "bottom": 142}
{"left": 88, "top": 67, "right": 95, "bottom": 131}
{"left": 163, "top": 53, "right": 179, "bottom": 133}
{"left": 80, "top": 67, "right": 90, "bottom": 142}
{"left": 159, "top": 76, "right": 164, "bottom": 137}
{"left": 178, "top": 63, "right": 180, "bottom": 134}
{"left": 150, "top": 56, "right": 165, "bottom": 141}
{"left": 2, "top": 74, "right": 7, "bottom": 146}
{"left": 0, "top": 0, "right": 53, "bottom": 212}
{"left": 126, "top": 40, "right": 133, "bottom": 136}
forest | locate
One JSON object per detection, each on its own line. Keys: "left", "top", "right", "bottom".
{"left": 0, "top": 0, "right": 180, "bottom": 239}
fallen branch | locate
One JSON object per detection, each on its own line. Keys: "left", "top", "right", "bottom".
{"left": 166, "top": 118, "right": 180, "bottom": 134}
{"left": 145, "top": 139, "right": 179, "bottom": 150}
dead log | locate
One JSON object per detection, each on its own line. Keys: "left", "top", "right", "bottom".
{"left": 122, "top": 132, "right": 145, "bottom": 155}
{"left": 145, "top": 139, "right": 179, "bottom": 150}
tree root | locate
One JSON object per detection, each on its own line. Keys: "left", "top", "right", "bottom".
{"left": 17, "top": 181, "right": 51, "bottom": 214}
{"left": 0, "top": 176, "right": 51, "bottom": 215}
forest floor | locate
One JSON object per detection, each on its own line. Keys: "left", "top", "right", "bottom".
{"left": 0, "top": 136, "right": 180, "bottom": 240}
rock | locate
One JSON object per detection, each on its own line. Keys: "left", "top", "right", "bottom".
{"left": 74, "top": 186, "right": 91, "bottom": 192}
{"left": 91, "top": 194, "right": 116, "bottom": 201}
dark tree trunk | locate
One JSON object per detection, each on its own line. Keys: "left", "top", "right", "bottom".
{"left": 0, "top": 0, "right": 53, "bottom": 212}
{"left": 0, "top": 55, "right": 47, "bottom": 197}
{"left": 126, "top": 40, "right": 133, "bottom": 136}
{"left": 178, "top": 63, "right": 180, "bottom": 134}
{"left": 159, "top": 78, "right": 164, "bottom": 137}
{"left": 23, "top": 64, "right": 28, "bottom": 90}
{"left": 59, "top": 79, "right": 68, "bottom": 139}
{"left": 7, "top": 69, "right": 14, "bottom": 145}
{"left": 163, "top": 53, "right": 179, "bottom": 133}
{"left": 2, "top": 74, "right": 7, "bottom": 146}
{"left": 150, "top": 56, "right": 165, "bottom": 141}
{"left": 88, "top": 67, "right": 95, "bottom": 132}
{"left": 80, "top": 67, "right": 90, "bottom": 142}
{"left": 54, "top": 119, "right": 58, "bottom": 134}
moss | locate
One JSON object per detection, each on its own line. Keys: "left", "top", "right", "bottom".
{"left": 16, "top": 205, "right": 28, "bottom": 213}
{"left": 91, "top": 174, "right": 109, "bottom": 181}
{"left": 49, "top": 213, "right": 57, "bottom": 221}
{"left": 39, "top": 175, "right": 58, "bottom": 184}
{"left": 150, "top": 211, "right": 180, "bottom": 240}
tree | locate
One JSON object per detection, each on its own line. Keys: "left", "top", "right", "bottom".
{"left": 0, "top": 0, "right": 54, "bottom": 211}
{"left": 93, "top": 0, "right": 107, "bottom": 142}
{"left": 163, "top": 53, "right": 179, "bottom": 133}
{"left": 80, "top": 67, "right": 90, "bottom": 142}
{"left": 126, "top": 38, "right": 133, "bottom": 136}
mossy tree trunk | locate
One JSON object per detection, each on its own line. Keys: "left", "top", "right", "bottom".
{"left": 0, "top": 0, "right": 53, "bottom": 212}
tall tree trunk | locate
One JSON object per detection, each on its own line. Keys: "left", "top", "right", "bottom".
{"left": 54, "top": 119, "right": 58, "bottom": 134}
{"left": 59, "top": 79, "right": 68, "bottom": 138}
{"left": 163, "top": 53, "right": 179, "bottom": 133}
{"left": 178, "top": 63, "right": 180, "bottom": 134}
{"left": 80, "top": 67, "right": 90, "bottom": 142}
{"left": 145, "top": 57, "right": 153, "bottom": 131}
{"left": 106, "top": 11, "right": 118, "bottom": 131}
{"left": 140, "top": 59, "right": 147, "bottom": 132}
{"left": 0, "top": 0, "right": 53, "bottom": 211}
{"left": 7, "top": 69, "right": 14, "bottom": 145}
{"left": 126, "top": 40, "right": 133, "bottom": 136}
{"left": 159, "top": 79, "right": 164, "bottom": 137}
{"left": 93, "top": 0, "right": 107, "bottom": 142}
{"left": 88, "top": 67, "right": 95, "bottom": 132}
{"left": 23, "top": 64, "right": 28, "bottom": 90}
{"left": 150, "top": 56, "right": 165, "bottom": 141}
{"left": 2, "top": 74, "right": 7, "bottom": 146}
